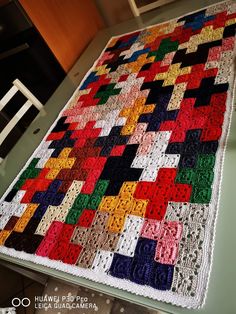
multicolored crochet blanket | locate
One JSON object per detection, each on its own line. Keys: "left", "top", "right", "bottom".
{"left": 0, "top": 0, "right": 236, "bottom": 309}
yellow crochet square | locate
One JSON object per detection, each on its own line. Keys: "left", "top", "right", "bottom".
{"left": 107, "top": 213, "right": 125, "bottom": 233}
{"left": 98, "top": 196, "right": 118, "bottom": 213}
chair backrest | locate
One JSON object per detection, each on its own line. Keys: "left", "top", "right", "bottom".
{"left": 0, "top": 79, "right": 45, "bottom": 161}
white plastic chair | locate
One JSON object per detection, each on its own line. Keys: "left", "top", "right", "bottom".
{"left": 128, "top": 0, "right": 176, "bottom": 17}
{"left": 0, "top": 79, "right": 46, "bottom": 163}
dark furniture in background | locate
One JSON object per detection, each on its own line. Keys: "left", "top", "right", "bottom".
{"left": 0, "top": 0, "right": 65, "bottom": 159}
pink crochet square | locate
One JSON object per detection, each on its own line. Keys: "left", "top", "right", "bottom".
{"left": 155, "top": 240, "right": 179, "bottom": 265}
{"left": 207, "top": 46, "right": 221, "bottom": 62}
{"left": 159, "top": 221, "right": 183, "bottom": 241}
{"left": 141, "top": 219, "right": 162, "bottom": 240}
{"left": 222, "top": 37, "right": 235, "bottom": 51}
{"left": 161, "top": 51, "right": 175, "bottom": 66}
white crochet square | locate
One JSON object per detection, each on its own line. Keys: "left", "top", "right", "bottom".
{"left": 91, "top": 250, "right": 114, "bottom": 273}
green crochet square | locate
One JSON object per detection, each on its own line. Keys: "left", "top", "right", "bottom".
{"left": 20, "top": 168, "right": 33, "bottom": 179}
{"left": 65, "top": 208, "right": 82, "bottom": 224}
{"left": 30, "top": 168, "right": 41, "bottom": 178}
{"left": 87, "top": 194, "right": 102, "bottom": 210}
{"left": 197, "top": 154, "right": 215, "bottom": 170}
{"left": 73, "top": 194, "right": 90, "bottom": 211}
{"left": 28, "top": 158, "right": 40, "bottom": 169}
{"left": 191, "top": 186, "right": 212, "bottom": 203}
{"left": 175, "top": 168, "right": 196, "bottom": 184}
{"left": 93, "top": 180, "right": 109, "bottom": 196}
{"left": 148, "top": 38, "right": 178, "bottom": 61}
{"left": 20, "top": 167, "right": 40, "bottom": 179}
{"left": 13, "top": 178, "right": 25, "bottom": 190}
{"left": 195, "top": 170, "right": 214, "bottom": 188}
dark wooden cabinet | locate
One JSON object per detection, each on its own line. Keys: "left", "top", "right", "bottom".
{"left": 19, "top": 0, "right": 104, "bottom": 71}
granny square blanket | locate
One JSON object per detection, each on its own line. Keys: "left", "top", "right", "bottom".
{"left": 0, "top": 0, "right": 236, "bottom": 309}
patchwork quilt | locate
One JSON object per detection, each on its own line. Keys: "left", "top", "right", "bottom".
{"left": 0, "top": 0, "right": 236, "bottom": 309}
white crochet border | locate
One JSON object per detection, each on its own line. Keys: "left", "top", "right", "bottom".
{"left": 0, "top": 0, "right": 235, "bottom": 309}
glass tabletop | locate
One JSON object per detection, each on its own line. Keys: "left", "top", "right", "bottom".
{"left": 0, "top": 0, "right": 236, "bottom": 313}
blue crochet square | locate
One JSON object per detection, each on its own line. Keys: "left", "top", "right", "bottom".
{"left": 150, "top": 262, "right": 174, "bottom": 290}
{"left": 109, "top": 253, "right": 132, "bottom": 279}
{"left": 129, "top": 257, "right": 153, "bottom": 285}
{"left": 134, "top": 237, "right": 157, "bottom": 260}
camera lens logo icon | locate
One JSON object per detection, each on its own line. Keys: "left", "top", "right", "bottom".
{"left": 11, "top": 297, "right": 31, "bottom": 307}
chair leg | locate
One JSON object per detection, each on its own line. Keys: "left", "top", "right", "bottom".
{"left": 128, "top": 0, "right": 140, "bottom": 17}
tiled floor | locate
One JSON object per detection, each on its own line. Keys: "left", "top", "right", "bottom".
{"left": 35, "top": 278, "right": 164, "bottom": 314}
{"left": 0, "top": 265, "right": 44, "bottom": 314}
{"left": 0, "top": 266, "right": 166, "bottom": 314}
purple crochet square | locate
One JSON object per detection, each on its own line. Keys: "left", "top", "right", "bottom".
{"left": 109, "top": 253, "right": 132, "bottom": 279}
{"left": 134, "top": 237, "right": 157, "bottom": 260}
{"left": 130, "top": 257, "right": 153, "bottom": 285}
{"left": 150, "top": 262, "right": 174, "bottom": 290}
